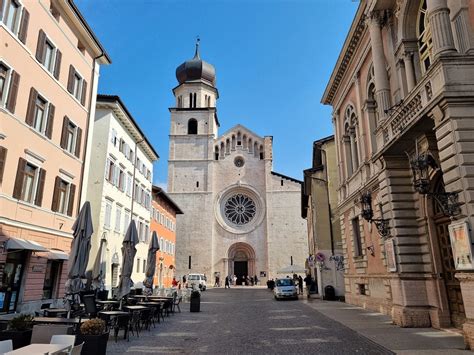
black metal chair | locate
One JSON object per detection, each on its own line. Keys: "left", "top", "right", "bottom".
{"left": 112, "top": 314, "right": 130, "bottom": 342}
{"left": 173, "top": 296, "right": 182, "bottom": 313}
{"left": 129, "top": 311, "right": 141, "bottom": 338}
{"left": 96, "top": 290, "right": 109, "bottom": 301}
{"left": 83, "top": 294, "right": 98, "bottom": 318}
{"left": 139, "top": 309, "right": 152, "bottom": 331}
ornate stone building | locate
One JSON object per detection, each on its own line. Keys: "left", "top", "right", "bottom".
{"left": 168, "top": 44, "right": 307, "bottom": 284}
{"left": 322, "top": 0, "right": 474, "bottom": 347}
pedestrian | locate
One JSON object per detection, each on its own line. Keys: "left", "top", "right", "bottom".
{"left": 304, "top": 274, "right": 312, "bottom": 298}
{"left": 172, "top": 277, "right": 178, "bottom": 287}
{"left": 298, "top": 275, "right": 303, "bottom": 295}
{"left": 215, "top": 275, "right": 220, "bottom": 287}
{"left": 250, "top": 276, "right": 254, "bottom": 286}
{"left": 233, "top": 275, "right": 237, "bottom": 285}
{"left": 225, "top": 276, "right": 230, "bottom": 289}
{"left": 182, "top": 275, "right": 187, "bottom": 284}
{"left": 254, "top": 275, "right": 258, "bottom": 286}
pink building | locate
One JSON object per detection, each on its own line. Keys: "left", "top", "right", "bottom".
{"left": 0, "top": 0, "right": 110, "bottom": 313}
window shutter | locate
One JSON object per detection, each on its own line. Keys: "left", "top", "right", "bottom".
{"left": 51, "top": 176, "right": 61, "bottom": 212}
{"left": 45, "top": 103, "right": 55, "bottom": 139}
{"left": 0, "top": 0, "right": 4, "bottom": 20}
{"left": 13, "top": 158, "right": 27, "bottom": 199}
{"left": 67, "top": 65, "right": 75, "bottom": 93}
{"left": 0, "top": 146, "right": 7, "bottom": 184}
{"left": 67, "top": 184, "right": 76, "bottom": 217}
{"left": 75, "top": 127, "right": 82, "bottom": 158}
{"left": 34, "top": 168, "right": 46, "bottom": 206}
{"left": 53, "top": 49, "right": 62, "bottom": 80}
{"left": 25, "top": 87, "right": 38, "bottom": 126}
{"left": 18, "top": 8, "right": 30, "bottom": 44}
{"left": 105, "top": 159, "right": 111, "bottom": 181}
{"left": 60, "top": 116, "right": 69, "bottom": 149}
{"left": 6, "top": 71, "right": 20, "bottom": 114}
{"left": 81, "top": 80, "right": 87, "bottom": 106}
{"left": 35, "top": 30, "right": 46, "bottom": 63}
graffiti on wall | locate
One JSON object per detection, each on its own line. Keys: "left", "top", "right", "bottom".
{"left": 329, "top": 255, "right": 344, "bottom": 271}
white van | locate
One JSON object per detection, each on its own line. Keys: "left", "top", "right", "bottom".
{"left": 187, "top": 273, "right": 207, "bottom": 291}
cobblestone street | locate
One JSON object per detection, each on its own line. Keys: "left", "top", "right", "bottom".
{"left": 107, "top": 288, "right": 392, "bottom": 354}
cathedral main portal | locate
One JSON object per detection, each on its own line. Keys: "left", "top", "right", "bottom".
{"left": 227, "top": 242, "right": 256, "bottom": 284}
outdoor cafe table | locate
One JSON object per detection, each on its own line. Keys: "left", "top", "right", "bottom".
{"left": 43, "top": 308, "right": 68, "bottom": 317}
{"left": 6, "top": 343, "right": 69, "bottom": 354}
{"left": 122, "top": 305, "right": 148, "bottom": 311}
{"left": 33, "top": 317, "right": 81, "bottom": 325}
{"left": 96, "top": 299, "right": 120, "bottom": 310}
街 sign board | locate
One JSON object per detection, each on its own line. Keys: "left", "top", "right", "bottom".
{"left": 448, "top": 221, "right": 474, "bottom": 270}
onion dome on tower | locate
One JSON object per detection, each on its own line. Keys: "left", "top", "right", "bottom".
{"left": 176, "top": 39, "right": 216, "bottom": 87}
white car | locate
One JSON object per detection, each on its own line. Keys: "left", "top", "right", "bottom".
{"left": 273, "top": 278, "right": 298, "bottom": 300}
{"left": 187, "top": 273, "right": 207, "bottom": 291}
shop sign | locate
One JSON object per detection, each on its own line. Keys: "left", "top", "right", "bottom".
{"left": 385, "top": 239, "right": 397, "bottom": 272}
{"left": 259, "top": 271, "right": 266, "bottom": 278}
{"left": 448, "top": 221, "right": 474, "bottom": 270}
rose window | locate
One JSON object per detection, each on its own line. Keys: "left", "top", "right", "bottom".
{"left": 224, "top": 194, "right": 256, "bottom": 225}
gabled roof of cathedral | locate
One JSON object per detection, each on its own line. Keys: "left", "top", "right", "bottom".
{"left": 219, "top": 124, "right": 263, "bottom": 140}
{"left": 271, "top": 171, "right": 303, "bottom": 185}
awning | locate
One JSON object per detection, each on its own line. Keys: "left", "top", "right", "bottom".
{"left": 47, "top": 249, "right": 69, "bottom": 260}
{"left": 6, "top": 238, "right": 48, "bottom": 252}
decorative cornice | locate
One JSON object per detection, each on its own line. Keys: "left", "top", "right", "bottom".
{"left": 322, "top": 3, "right": 367, "bottom": 105}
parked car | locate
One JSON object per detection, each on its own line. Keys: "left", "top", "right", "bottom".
{"left": 187, "top": 273, "right": 207, "bottom": 291}
{"left": 273, "top": 278, "right": 298, "bottom": 300}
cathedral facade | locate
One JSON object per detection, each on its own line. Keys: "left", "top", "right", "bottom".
{"left": 167, "top": 45, "right": 308, "bottom": 283}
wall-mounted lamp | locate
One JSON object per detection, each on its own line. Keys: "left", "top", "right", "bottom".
{"left": 361, "top": 191, "right": 391, "bottom": 238}
{"left": 409, "top": 152, "right": 460, "bottom": 217}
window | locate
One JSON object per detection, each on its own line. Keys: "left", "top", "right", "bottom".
{"left": 111, "top": 264, "right": 119, "bottom": 287}
{"left": 36, "top": 31, "right": 61, "bottom": 79}
{"left": 104, "top": 200, "right": 112, "bottom": 229}
{"left": 352, "top": 217, "right": 363, "bottom": 257}
{"left": 343, "top": 105, "right": 360, "bottom": 176}
{"left": 418, "top": 0, "right": 432, "bottom": 73}
{"left": 25, "top": 88, "right": 55, "bottom": 139}
{"left": 123, "top": 210, "right": 130, "bottom": 233}
{"left": 188, "top": 119, "right": 197, "bottom": 134}
{"left": 105, "top": 158, "right": 115, "bottom": 183}
{"left": 0, "top": 146, "right": 7, "bottom": 184}
{"left": 51, "top": 177, "right": 75, "bottom": 216}
{"left": 60, "top": 117, "right": 82, "bottom": 158}
{"left": 143, "top": 259, "right": 146, "bottom": 273}
{"left": 136, "top": 258, "right": 140, "bottom": 273}
{"left": 43, "top": 260, "right": 60, "bottom": 299}
{"left": 144, "top": 224, "right": 149, "bottom": 243}
{"left": 49, "top": 2, "right": 60, "bottom": 21}
{"left": 67, "top": 65, "right": 87, "bottom": 105}
{"left": 126, "top": 173, "right": 132, "bottom": 196}
{"left": 0, "top": 62, "right": 20, "bottom": 113}
{"left": 160, "top": 238, "right": 164, "bottom": 251}
{"left": 115, "top": 206, "right": 122, "bottom": 232}
{"left": 110, "top": 129, "right": 117, "bottom": 146}
{"left": 118, "top": 168, "right": 125, "bottom": 191}
{"left": 12, "top": 158, "right": 45, "bottom": 206}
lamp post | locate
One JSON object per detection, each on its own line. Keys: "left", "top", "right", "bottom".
{"left": 360, "top": 191, "right": 391, "bottom": 238}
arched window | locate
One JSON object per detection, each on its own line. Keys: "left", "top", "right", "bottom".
{"left": 207, "top": 96, "right": 211, "bottom": 107}
{"left": 259, "top": 145, "right": 264, "bottom": 160}
{"left": 193, "top": 93, "right": 197, "bottom": 108}
{"left": 189, "top": 93, "right": 193, "bottom": 108}
{"left": 367, "top": 64, "right": 379, "bottom": 126}
{"left": 187, "top": 118, "right": 198, "bottom": 134}
{"left": 254, "top": 142, "right": 258, "bottom": 157}
{"left": 220, "top": 142, "right": 225, "bottom": 158}
{"left": 344, "top": 105, "right": 360, "bottom": 176}
{"left": 237, "top": 132, "right": 242, "bottom": 146}
{"left": 214, "top": 146, "right": 219, "bottom": 160}
{"left": 242, "top": 135, "right": 247, "bottom": 150}
{"left": 417, "top": 0, "right": 432, "bottom": 73}
{"left": 248, "top": 138, "right": 253, "bottom": 153}
{"left": 231, "top": 135, "right": 236, "bottom": 150}
{"left": 226, "top": 139, "right": 231, "bottom": 154}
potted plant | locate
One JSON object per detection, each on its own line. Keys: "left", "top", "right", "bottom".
{"left": 190, "top": 289, "right": 201, "bottom": 312}
{"left": 77, "top": 318, "right": 109, "bottom": 354}
{"left": 0, "top": 314, "right": 34, "bottom": 349}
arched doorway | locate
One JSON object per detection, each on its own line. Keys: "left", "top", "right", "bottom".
{"left": 432, "top": 179, "right": 465, "bottom": 328}
{"left": 227, "top": 243, "right": 256, "bottom": 285}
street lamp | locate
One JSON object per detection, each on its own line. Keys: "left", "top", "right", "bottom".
{"left": 408, "top": 152, "right": 460, "bottom": 217}
{"left": 360, "top": 191, "right": 390, "bottom": 239}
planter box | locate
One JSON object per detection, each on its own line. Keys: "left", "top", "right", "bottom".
{"left": 76, "top": 331, "right": 109, "bottom": 355}
{"left": 0, "top": 329, "right": 32, "bottom": 349}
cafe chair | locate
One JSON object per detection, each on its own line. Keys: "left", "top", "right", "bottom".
{"left": 112, "top": 314, "right": 130, "bottom": 342}
{"left": 0, "top": 339, "right": 13, "bottom": 353}
{"left": 50, "top": 334, "right": 75, "bottom": 355}
{"left": 83, "top": 294, "right": 99, "bottom": 318}
{"left": 31, "top": 324, "right": 74, "bottom": 344}
{"left": 70, "top": 342, "right": 84, "bottom": 355}
{"left": 173, "top": 296, "right": 182, "bottom": 313}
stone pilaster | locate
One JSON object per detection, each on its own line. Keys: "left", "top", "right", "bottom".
{"left": 426, "top": 0, "right": 456, "bottom": 56}
{"left": 456, "top": 273, "right": 474, "bottom": 349}
{"left": 403, "top": 51, "right": 416, "bottom": 92}
{"left": 367, "top": 11, "right": 391, "bottom": 120}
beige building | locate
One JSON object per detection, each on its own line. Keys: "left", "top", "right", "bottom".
{"left": 322, "top": 0, "right": 474, "bottom": 347}
{"left": 0, "top": 0, "right": 110, "bottom": 312}
{"left": 86, "top": 95, "right": 158, "bottom": 293}
{"left": 302, "top": 136, "right": 344, "bottom": 298}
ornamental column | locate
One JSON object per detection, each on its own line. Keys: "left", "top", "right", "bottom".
{"left": 402, "top": 51, "right": 416, "bottom": 92}
{"left": 426, "top": 0, "right": 456, "bottom": 56}
{"left": 367, "top": 11, "right": 391, "bottom": 120}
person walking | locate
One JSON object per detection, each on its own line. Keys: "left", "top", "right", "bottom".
{"left": 214, "top": 275, "right": 220, "bottom": 287}
{"left": 298, "top": 275, "right": 303, "bottom": 295}
{"left": 225, "top": 276, "right": 230, "bottom": 289}
{"left": 304, "top": 274, "right": 312, "bottom": 298}
{"left": 233, "top": 275, "right": 237, "bottom": 285}
{"left": 254, "top": 275, "right": 258, "bottom": 286}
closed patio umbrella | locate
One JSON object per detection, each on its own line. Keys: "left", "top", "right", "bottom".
{"left": 117, "top": 220, "right": 139, "bottom": 300}
{"left": 91, "top": 236, "right": 107, "bottom": 291}
{"left": 143, "top": 232, "right": 160, "bottom": 296}
{"left": 65, "top": 201, "right": 93, "bottom": 311}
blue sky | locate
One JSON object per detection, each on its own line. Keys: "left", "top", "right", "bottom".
{"left": 75, "top": 0, "right": 358, "bottom": 188}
